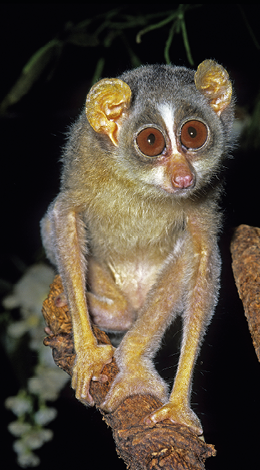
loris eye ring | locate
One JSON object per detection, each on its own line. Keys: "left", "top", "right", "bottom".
{"left": 180, "top": 120, "right": 208, "bottom": 149}
{"left": 136, "top": 127, "right": 166, "bottom": 157}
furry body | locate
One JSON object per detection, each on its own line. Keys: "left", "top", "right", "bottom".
{"left": 41, "top": 61, "right": 234, "bottom": 435}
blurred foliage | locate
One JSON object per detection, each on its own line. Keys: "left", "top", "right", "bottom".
{"left": 241, "top": 90, "right": 260, "bottom": 149}
{"left": 1, "top": 4, "right": 260, "bottom": 149}
{"left": 0, "top": 4, "right": 200, "bottom": 114}
{"left": 2, "top": 264, "right": 69, "bottom": 468}
{"left": 235, "top": 5, "right": 260, "bottom": 149}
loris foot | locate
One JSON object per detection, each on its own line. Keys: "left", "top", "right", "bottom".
{"left": 144, "top": 401, "right": 203, "bottom": 436}
{"left": 100, "top": 361, "right": 169, "bottom": 412}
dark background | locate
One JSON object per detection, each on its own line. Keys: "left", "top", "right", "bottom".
{"left": 1, "top": 4, "right": 260, "bottom": 469}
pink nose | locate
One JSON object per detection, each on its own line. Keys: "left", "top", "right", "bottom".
{"left": 173, "top": 173, "right": 193, "bottom": 189}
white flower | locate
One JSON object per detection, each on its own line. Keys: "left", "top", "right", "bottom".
{"left": 5, "top": 395, "right": 32, "bottom": 417}
{"left": 3, "top": 264, "right": 54, "bottom": 315}
{"left": 3, "top": 264, "right": 55, "bottom": 347}
{"left": 23, "top": 429, "right": 53, "bottom": 450}
{"left": 8, "top": 421, "right": 31, "bottom": 437}
{"left": 7, "top": 320, "right": 29, "bottom": 338}
{"left": 38, "top": 345, "right": 57, "bottom": 368}
{"left": 34, "top": 407, "right": 57, "bottom": 426}
{"left": 28, "top": 366, "right": 69, "bottom": 401}
{"left": 17, "top": 450, "right": 40, "bottom": 468}
{"left": 3, "top": 263, "right": 60, "bottom": 467}
{"left": 13, "top": 439, "right": 27, "bottom": 454}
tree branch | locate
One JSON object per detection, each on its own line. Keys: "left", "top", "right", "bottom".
{"left": 42, "top": 274, "right": 216, "bottom": 469}
{"left": 231, "top": 224, "right": 260, "bottom": 362}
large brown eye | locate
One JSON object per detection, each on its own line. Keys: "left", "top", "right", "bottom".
{"left": 136, "top": 128, "right": 166, "bottom": 157}
{"left": 180, "top": 120, "right": 208, "bottom": 149}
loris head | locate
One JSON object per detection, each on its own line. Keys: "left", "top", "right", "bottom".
{"left": 85, "top": 60, "right": 234, "bottom": 199}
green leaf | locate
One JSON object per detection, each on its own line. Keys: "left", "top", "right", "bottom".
{"left": 66, "top": 32, "right": 99, "bottom": 47}
{"left": 0, "top": 39, "right": 63, "bottom": 113}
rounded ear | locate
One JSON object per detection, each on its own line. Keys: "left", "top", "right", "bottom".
{"left": 194, "top": 60, "right": 232, "bottom": 116}
{"left": 85, "top": 78, "right": 132, "bottom": 146}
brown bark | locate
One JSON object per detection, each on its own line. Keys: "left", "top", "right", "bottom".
{"left": 42, "top": 274, "right": 216, "bottom": 470}
{"left": 230, "top": 224, "right": 260, "bottom": 362}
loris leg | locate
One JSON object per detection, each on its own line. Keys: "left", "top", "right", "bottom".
{"left": 53, "top": 258, "right": 136, "bottom": 331}
{"left": 87, "top": 258, "right": 137, "bottom": 332}
{"left": 144, "top": 305, "right": 207, "bottom": 434}
{"left": 144, "top": 226, "right": 220, "bottom": 435}
{"left": 101, "top": 223, "right": 220, "bottom": 435}
{"left": 101, "top": 247, "right": 188, "bottom": 413}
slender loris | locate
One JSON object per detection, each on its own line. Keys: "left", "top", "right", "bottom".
{"left": 41, "top": 60, "right": 234, "bottom": 435}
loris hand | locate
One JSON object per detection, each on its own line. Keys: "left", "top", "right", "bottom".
{"left": 72, "top": 343, "right": 114, "bottom": 405}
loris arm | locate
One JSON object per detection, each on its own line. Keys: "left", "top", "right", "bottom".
{"left": 41, "top": 200, "right": 114, "bottom": 404}
{"left": 41, "top": 78, "right": 132, "bottom": 404}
